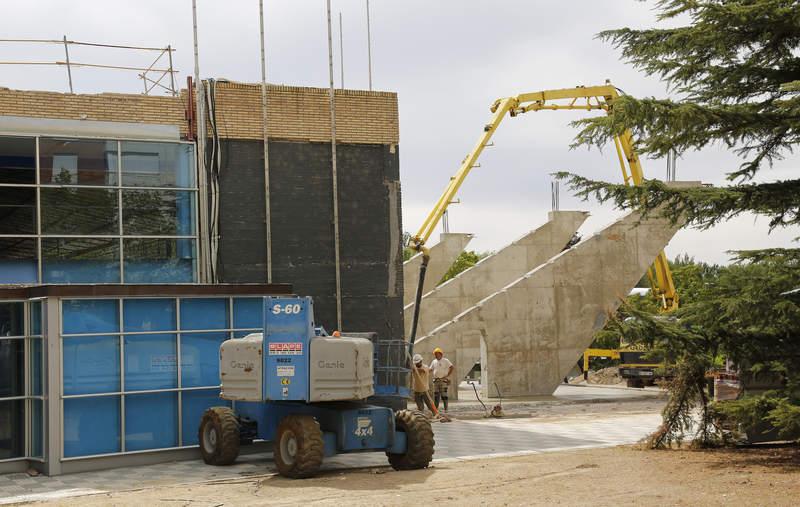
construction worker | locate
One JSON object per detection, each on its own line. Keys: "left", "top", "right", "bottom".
{"left": 411, "top": 354, "right": 435, "bottom": 414}
{"left": 430, "top": 347, "right": 454, "bottom": 412}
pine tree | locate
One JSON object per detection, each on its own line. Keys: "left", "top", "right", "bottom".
{"left": 558, "top": 0, "right": 800, "bottom": 231}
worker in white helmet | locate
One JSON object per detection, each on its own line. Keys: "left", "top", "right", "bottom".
{"left": 430, "top": 347, "right": 454, "bottom": 412}
{"left": 411, "top": 353, "right": 435, "bottom": 414}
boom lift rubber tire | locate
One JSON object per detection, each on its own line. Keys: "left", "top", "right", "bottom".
{"left": 274, "top": 415, "right": 324, "bottom": 479}
{"left": 199, "top": 407, "right": 240, "bottom": 466}
{"left": 387, "top": 410, "right": 435, "bottom": 471}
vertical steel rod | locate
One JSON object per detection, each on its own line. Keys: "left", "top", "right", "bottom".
{"left": 192, "top": 0, "right": 211, "bottom": 282}
{"left": 62, "top": 36, "right": 73, "bottom": 93}
{"left": 167, "top": 45, "right": 176, "bottom": 96}
{"left": 327, "top": 0, "right": 343, "bottom": 331}
{"left": 366, "top": 0, "right": 372, "bottom": 90}
{"left": 259, "top": 0, "right": 273, "bottom": 283}
{"left": 339, "top": 12, "right": 344, "bottom": 89}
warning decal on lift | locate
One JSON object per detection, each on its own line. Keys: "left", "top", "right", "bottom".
{"left": 276, "top": 365, "right": 295, "bottom": 377}
{"left": 268, "top": 342, "right": 303, "bottom": 355}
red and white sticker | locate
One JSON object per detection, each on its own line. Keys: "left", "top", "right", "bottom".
{"left": 268, "top": 342, "right": 303, "bottom": 355}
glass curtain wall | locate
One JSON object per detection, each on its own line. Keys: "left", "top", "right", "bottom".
{"left": 0, "top": 300, "right": 43, "bottom": 462}
{"left": 0, "top": 136, "right": 197, "bottom": 284}
{"left": 61, "top": 296, "right": 262, "bottom": 458}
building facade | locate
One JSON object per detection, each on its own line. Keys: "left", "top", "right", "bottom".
{"left": 0, "top": 82, "right": 404, "bottom": 474}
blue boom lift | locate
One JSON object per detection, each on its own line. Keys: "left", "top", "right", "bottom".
{"left": 198, "top": 296, "right": 434, "bottom": 478}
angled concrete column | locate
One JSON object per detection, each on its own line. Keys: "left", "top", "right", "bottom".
{"left": 403, "top": 233, "right": 472, "bottom": 306}
{"left": 418, "top": 207, "right": 685, "bottom": 398}
{"left": 406, "top": 211, "right": 587, "bottom": 341}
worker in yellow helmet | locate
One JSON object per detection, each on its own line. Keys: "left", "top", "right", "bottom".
{"left": 430, "top": 347, "right": 454, "bottom": 412}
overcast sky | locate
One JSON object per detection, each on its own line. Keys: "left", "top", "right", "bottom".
{"left": 1, "top": 0, "right": 797, "bottom": 264}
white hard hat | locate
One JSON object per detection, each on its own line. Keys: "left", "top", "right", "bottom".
{"left": 413, "top": 353, "right": 423, "bottom": 364}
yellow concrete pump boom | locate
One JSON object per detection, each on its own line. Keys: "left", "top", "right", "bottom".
{"left": 408, "top": 83, "right": 678, "bottom": 321}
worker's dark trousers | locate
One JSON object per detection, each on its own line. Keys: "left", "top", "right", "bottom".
{"left": 414, "top": 392, "right": 435, "bottom": 413}
{"left": 434, "top": 380, "right": 449, "bottom": 411}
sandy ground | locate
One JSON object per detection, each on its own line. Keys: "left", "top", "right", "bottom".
{"left": 39, "top": 444, "right": 799, "bottom": 506}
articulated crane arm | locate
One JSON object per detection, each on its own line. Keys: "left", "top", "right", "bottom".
{"left": 407, "top": 83, "right": 678, "bottom": 354}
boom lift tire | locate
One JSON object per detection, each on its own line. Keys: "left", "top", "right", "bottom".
{"left": 274, "top": 415, "right": 324, "bottom": 479}
{"left": 199, "top": 406, "right": 240, "bottom": 466}
{"left": 387, "top": 409, "right": 435, "bottom": 470}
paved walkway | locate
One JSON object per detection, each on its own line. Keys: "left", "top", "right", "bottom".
{"left": 0, "top": 411, "right": 660, "bottom": 504}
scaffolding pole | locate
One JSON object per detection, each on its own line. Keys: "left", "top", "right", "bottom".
{"left": 259, "top": 0, "right": 273, "bottom": 283}
{"left": 327, "top": 0, "right": 343, "bottom": 331}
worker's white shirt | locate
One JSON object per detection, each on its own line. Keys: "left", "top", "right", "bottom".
{"left": 430, "top": 357, "right": 453, "bottom": 379}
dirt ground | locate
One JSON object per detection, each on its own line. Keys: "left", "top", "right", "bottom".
{"left": 41, "top": 444, "right": 799, "bottom": 506}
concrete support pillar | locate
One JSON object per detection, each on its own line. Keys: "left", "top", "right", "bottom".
{"left": 421, "top": 207, "right": 685, "bottom": 398}
{"left": 411, "top": 211, "right": 587, "bottom": 400}
{"left": 403, "top": 232, "right": 472, "bottom": 306}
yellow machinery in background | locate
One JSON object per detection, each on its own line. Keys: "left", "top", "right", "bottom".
{"left": 406, "top": 83, "right": 680, "bottom": 380}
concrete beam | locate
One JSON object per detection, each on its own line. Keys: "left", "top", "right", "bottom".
{"left": 403, "top": 233, "right": 473, "bottom": 306}
{"left": 418, "top": 207, "right": 684, "bottom": 398}
{"left": 406, "top": 211, "right": 588, "bottom": 340}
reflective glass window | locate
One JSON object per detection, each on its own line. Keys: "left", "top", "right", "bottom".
{"left": 124, "top": 333, "right": 177, "bottom": 391}
{"left": 30, "top": 301, "right": 42, "bottom": 336}
{"left": 125, "top": 392, "right": 178, "bottom": 451}
{"left": 121, "top": 142, "right": 194, "bottom": 188}
{"left": 63, "top": 396, "right": 120, "bottom": 457}
{"left": 123, "top": 239, "right": 196, "bottom": 283}
{"left": 123, "top": 299, "right": 176, "bottom": 332}
{"left": 30, "top": 337, "right": 42, "bottom": 396}
{"left": 0, "top": 301, "right": 24, "bottom": 337}
{"left": 0, "top": 136, "right": 36, "bottom": 184}
{"left": 0, "top": 399, "right": 24, "bottom": 459}
{"left": 233, "top": 298, "right": 263, "bottom": 329}
{"left": 62, "top": 335, "right": 120, "bottom": 395}
{"left": 42, "top": 238, "right": 120, "bottom": 283}
{"left": 0, "top": 339, "right": 24, "bottom": 398}
{"left": 0, "top": 238, "right": 37, "bottom": 284}
{"left": 39, "top": 138, "right": 118, "bottom": 186}
{"left": 122, "top": 190, "right": 195, "bottom": 236}
{"left": 180, "top": 332, "right": 228, "bottom": 388}
{"left": 62, "top": 299, "right": 119, "bottom": 334}
{"left": 41, "top": 187, "right": 118, "bottom": 235}
{"left": 31, "top": 399, "right": 43, "bottom": 458}
{"left": 181, "top": 389, "right": 227, "bottom": 446}
{"left": 0, "top": 186, "right": 36, "bottom": 234}
{"left": 180, "top": 298, "right": 228, "bottom": 330}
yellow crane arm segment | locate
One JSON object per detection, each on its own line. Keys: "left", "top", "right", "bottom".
{"left": 410, "top": 82, "right": 678, "bottom": 310}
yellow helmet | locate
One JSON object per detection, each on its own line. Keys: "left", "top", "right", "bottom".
{"left": 433, "top": 347, "right": 443, "bottom": 354}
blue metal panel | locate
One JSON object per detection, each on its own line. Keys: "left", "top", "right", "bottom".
{"left": 181, "top": 389, "right": 229, "bottom": 446}
{"left": 62, "top": 299, "right": 119, "bottom": 334}
{"left": 62, "top": 335, "right": 120, "bottom": 395}
{"left": 63, "top": 396, "right": 121, "bottom": 457}
{"left": 233, "top": 298, "right": 263, "bottom": 329}
{"left": 125, "top": 392, "right": 178, "bottom": 451}
{"left": 262, "top": 297, "right": 313, "bottom": 402}
{"left": 123, "top": 298, "right": 176, "bottom": 332}
{"left": 180, "top": 331, "right": 228, "bottom": 388}
{"left": 338, "top": 406, "right": 394, "bottom": 452}
{"left": 180, "top": 298, "right": 229, "bottom": 330}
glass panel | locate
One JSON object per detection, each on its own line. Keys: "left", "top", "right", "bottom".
{"left": 42, "top": 238, "right": 120, "bottom": 283}
{"left": 0, "top": 136, "right": 36, "bottom": 184}
{"left": 233, "top": 298, "right": 263, "bottom": 330}
{"left": 121, "top": 142, "right": 195, "bottom": 188}
{"left": 0, "top": 238, "right": 37, "bottom": 284}
{"left": 0, "top": 399, "right": 24, "bottom": 459}
{"left": 0, "top": 339, "right": 24, "bottom": 398}
{"left": 63, "top": 335, "right": 120, "bottom": 395}
{"left": 30, "top": 338, "right": 42, "bottom": 396}
{"left": 123, "top": 239, "right": 196, "bottom": 283}
{"left": 122, "top": 190, "right": 195, "bottom": 236}
{"left": 31, "top": 399, "right": 43, "bottom": 458}
{"left": 0, "top": 186, "right": 36, "bottom": 234}
{"left": 39, "top": 138, "right": 118, "bottom": 186}
{"left": 123, "top": 299, "right": 176, "bottom": 332}
{"left": 62, "top": 299, "right": 119, "bottom": 334}
{"left": 124, "top": 333, "right": 177, "bottom": 391}
{"left": 63, "top": 396, "right": 120, "bottom": 457}
{"left": 180, "top": 332, "right": 228, "bottom": 388}
{"left": 30, "top": 301, "right": 42, "bottom": 336}
{"left": 41, "top": 187, "right": 118, "bottom": 235}
{"left": 0, "top": 301, "right": 24, "bottom": 337}
{"left": 180, "top": 298, "right": 228, "bottom": 330}
{"left": 181, "top": 389, "right": 227, "bottom": 446}
{"left": 125, "top": 392, "right": 178, "bottom": 451}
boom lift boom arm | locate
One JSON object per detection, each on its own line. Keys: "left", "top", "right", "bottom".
{"left": 408, "top": 83, "right": 678, "bottom": 337}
